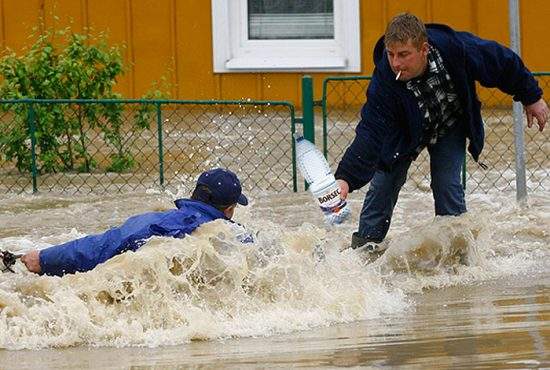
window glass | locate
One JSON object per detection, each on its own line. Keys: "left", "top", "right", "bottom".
{"left": 248, "top": 0, "right": 334, "bottom": 40}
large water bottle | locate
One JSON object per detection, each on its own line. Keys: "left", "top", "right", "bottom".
{"left": 295, "top": 136, "right": 351, "bottom": 225}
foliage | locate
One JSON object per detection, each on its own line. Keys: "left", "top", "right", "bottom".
{"left": 0, "top": 28, "right": 155, "bottom": 173}
{"left": 133, "top": 74, "right": 173, "bottom": 131}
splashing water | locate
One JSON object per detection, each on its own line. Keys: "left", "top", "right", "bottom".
{"left": 0, "top": 218, "right": 406, "bottom": 349}
{"left": 0, "top": 190, "right": 548, "bottom": 350}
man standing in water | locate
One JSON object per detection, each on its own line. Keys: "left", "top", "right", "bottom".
{"left": 335, "top": 13, "right": 549, "bottom": 252}
{"left": 12, "top": 168, "right": 250, "bottom": 276}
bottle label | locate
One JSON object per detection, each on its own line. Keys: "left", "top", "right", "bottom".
{"left": 317, "top": 187, "right": 340, "bottom": 207}
{"left": 313, "top": 184, "right": 346, "bottom": 215}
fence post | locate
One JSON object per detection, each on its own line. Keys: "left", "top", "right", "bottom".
{"left": 301, "top": 75, "right": 315, "bottom": 143}
{"left": 509, "top": 0, "right": 527, "bottom": 202}
{"left": 299, "top": 76, "right": 316, "bottom": 191}
{"left": 27, "top": 103, "right": 38, "bottom": 193}
{"left": 156, "top": 102, "right": 165, "bottom": 188}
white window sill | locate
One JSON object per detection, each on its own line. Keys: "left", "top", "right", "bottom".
{"left": 225, "top": 56, "right": 349, "bottom": 72}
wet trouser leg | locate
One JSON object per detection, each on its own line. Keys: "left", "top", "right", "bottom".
{"left": 357, "top": 158, "right": 412, "bottom": 243}
{"left": 428, "top": 122, "right": 467, "bottom": 216}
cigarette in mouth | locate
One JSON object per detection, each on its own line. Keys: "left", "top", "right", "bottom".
{"left": 395, "top": 71, "right": 402, "bottom": 80}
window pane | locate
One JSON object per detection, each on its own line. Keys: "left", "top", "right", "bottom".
{"left": 248, "top": 0, "right": 334, "bottom": 40}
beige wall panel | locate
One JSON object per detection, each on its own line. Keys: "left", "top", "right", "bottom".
{"left": 521, "top": 0, "right": 550, "bottom": 71}
{"left": 176, "top": 0, "right": 219, "bottom": 99}
{"left": 430, "top": 0, "right": 475, "bottom": 31}
{"left": 131, "top": 0, "right": 174, "bottom": 97}
{"left": 385, "top": 0, "right": 430, "bottom": 23}
{"left": 474, "top": 0, "right": 509, "bottom": 106}
{"left": 361, "top": 0, "right": 385, "bottom": 74}
{"left": 1, "top": 0, "right": 41, "bottom": 53}
{"left": 522, "top": 1, "right": 550, "bottom": 99}
{"left": 0, "top": 0, "right": 5, "bottom": 49}
{"left": 258, "top": 74, "right": 299, "bottom": 103}
{"left": 87, "top": 0, "right": 131, "bottom": 97}
{"left": 43, "top": 0, "right": 83, "bottom": 32}
{"left": 476, "top": 0, "right": 508, "bottom": 45}
{"left": 219, "top": 74, "right": 259, "bottom": 101}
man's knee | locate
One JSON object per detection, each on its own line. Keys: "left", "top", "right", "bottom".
{"left": 430, "top": 163, "right": 462, "bottom": 191}
{"left": 430, "top": 176, "right": 461, "bottom": 193}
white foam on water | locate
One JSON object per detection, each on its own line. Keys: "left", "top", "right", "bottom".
{"left": 0, "top": 219, "right": 408, "bottom": 349}
{"left": 0, "top": 190, "right": 548, "bottom": 350}
{"left": 371, "top": 191, "right": 549, "bottom": 294}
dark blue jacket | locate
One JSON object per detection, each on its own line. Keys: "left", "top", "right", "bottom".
{"left": 39, "top": 199, "right": 227, "bottom": 276}
{"left": 335, "top": 24, "right": 542, "bottom": 192}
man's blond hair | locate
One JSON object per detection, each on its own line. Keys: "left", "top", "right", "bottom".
{"left": 384, "top": 13, "right": 427, "bottom": 49}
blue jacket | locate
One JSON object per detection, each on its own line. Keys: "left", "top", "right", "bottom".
{"left": 39, "top": 199, "right": 228, "bottom": 276}
{"left": 335, "top": 24, "right": 542, "bottom": 192}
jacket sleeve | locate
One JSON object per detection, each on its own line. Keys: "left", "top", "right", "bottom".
{"left": 39, "top": 228, "right": 130, "bottom": 276}
{"left": 335, "top": 81, "right": 397, "bottom": 192}
{"left": 38, "top": 211, "right": 206, "bottom": 277}
{"left": 458, "top": 31, "right": 542, "bottom": 105}
{"left": 39, "top": 213, "right": 156, "bottom": 276}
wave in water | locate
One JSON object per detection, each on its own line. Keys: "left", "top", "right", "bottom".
{"left": 0, "top": 192, "right": 548, "bottom": 350}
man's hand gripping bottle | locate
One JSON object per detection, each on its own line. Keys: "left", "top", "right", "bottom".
{"left": 295, "top": 136, "right": 351, "bottom": 225}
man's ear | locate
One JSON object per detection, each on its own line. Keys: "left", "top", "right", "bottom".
{"left": 420, "top": 41, "right": 429, "bottom": 56}
{"left": 223, "top": 204, "right": 236, "bottom": 219}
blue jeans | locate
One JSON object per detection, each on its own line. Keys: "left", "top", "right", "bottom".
{"left": 358, "top": 122, "right": 467, "bottom": 242}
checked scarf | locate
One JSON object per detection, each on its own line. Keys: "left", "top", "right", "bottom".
{"left": 406, "top": 45, "right": 463, "bottom": 154}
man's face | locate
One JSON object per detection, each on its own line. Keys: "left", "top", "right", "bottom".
{"left": 386, "top": 39, "right": 429, "bottom": 81}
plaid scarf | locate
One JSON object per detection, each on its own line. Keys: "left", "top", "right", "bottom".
{"left": 406, "top": 45, "right": 463, "bottom": 154}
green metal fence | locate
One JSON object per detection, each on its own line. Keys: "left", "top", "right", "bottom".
{"left": 321, "top": 73, "right": 550, "bottom": 193}
{"left": 0, "top": 99, "right": 297, "bottom": 194}
{"left": 1, "top": 73, "right": 549, "bottom": 196}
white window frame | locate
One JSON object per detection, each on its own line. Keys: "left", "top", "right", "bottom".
{"left": 212, "top": 0, "right": 361, "bottom": 73}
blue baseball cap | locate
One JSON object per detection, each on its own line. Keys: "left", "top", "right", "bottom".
{"left": 196, "top": 168, "right": 248, "bottom": 207}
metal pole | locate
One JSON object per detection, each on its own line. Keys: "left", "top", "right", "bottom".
{"left": 156, "top": 103, "right": 165, "bottom": 188}
{"left": 301, "top": 76, "right": 316, "bottom": 191}
{"left": 27, "top": 103, "right": 38, "bottom": 193}
{"left": 301, "top": 75, "right": 315, "bottom": 144}
{"left": 509, "top": 0, "right": 527, "bottom": 202}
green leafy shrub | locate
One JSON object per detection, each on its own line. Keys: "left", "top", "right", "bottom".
{"left": 0, "top": 28, "right": 152, "bottom": 173}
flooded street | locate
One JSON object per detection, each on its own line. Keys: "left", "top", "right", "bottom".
{"left": 1, "top": 274, "right": 548, "bottom": 369}
{"left": 0, "top": 185, "right": 550, "bottom": 369}
{"left": 0, "top": 185, "right": 548, "bottom": 368}
{"left": 0, "top": 1, "right": 548, "bottom": 367}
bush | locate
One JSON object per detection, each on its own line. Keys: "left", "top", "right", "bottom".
{"left": 0, "top": 28, "right": 148, "bottom": 173}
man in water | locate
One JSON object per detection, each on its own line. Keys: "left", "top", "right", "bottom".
{"left": 14, "top": 168, "right": 249, "bottom": 276}
{"left": 335, "top": 13, "right": 549, "bottom": 252}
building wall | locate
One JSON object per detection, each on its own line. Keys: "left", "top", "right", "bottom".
{"left": 0, "top": 0, "right": 548, "bottom": 105}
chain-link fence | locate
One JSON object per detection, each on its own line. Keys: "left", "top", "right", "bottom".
{"left": 321, "top": 73, "right": 550, "bottom": 193}
{"left": 2, "top": 74, "right": 548, "bottom": 196}
{"left": 0, "top": 100, "right": 296, "bottom": 195}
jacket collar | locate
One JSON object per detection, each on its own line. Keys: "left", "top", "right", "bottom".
{"left": 173, "top": 198, "right": 227, "bottom": 219}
